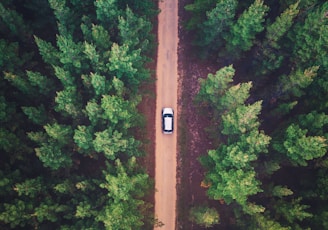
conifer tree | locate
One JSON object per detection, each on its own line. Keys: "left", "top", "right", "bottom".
{"left": 195, "top": 0, "right": 237, "bottom": 57}
{"left": 224, "top": 0, "right": 269, "bottom": 58}
{"left": 254, "top": 1, "right": 300, "bottom": 75}
{"left": 274, "top": 124, "right": 327, "bottom": 166}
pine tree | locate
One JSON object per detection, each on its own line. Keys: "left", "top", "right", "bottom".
{"left": 196, "top": 0, "right": 237, "bottom": 54}
{"left": 254, "top": 1, "right": 300, "bottom": 75}
{"left": 14, "top": 178, "right": 43, "bottom": 198}
{"left": 224, "top": 0, "right": 269, "bottom": 58}
{"left": 291, "top": 2, "right": 328, "bottom": 70}
{"left": 35, "top": 141, "right": 72, "bottom": 170}
{"left": 274, "top": 124, "right": 327, "bottom": 166}
{"left": 189, "top": 205, "right": 220, "bottom": 228}
{"left": 26, "top": 71, "right": 55, "bottom": 95}
{"left": 93, "top": 129, "right": 139, "bottom": 160}
{"left": 107, "top": 43, "right": 148, "bottom": 87}
{"left": 0, "top": 199, "right": 33, "bottom": 228}
{"left": 55, "top": 86, "right": 83, "bottom": 119}
{"left": 0, "top": 2, "right": 30, "bottom": 37}
{"left": 275, "top": 198, "right": 313, "bottom": 224}
{"left": 221, "top": 101, "right": 262, "bottom": 135}
{"left": 118, "top": 7, "right": 152, "bottom": 53}
{"left": 34, "top": 36, "right": 60, "bottom": 65}
{"left": 22, "top": 105, "right": 48, "bottom": 125}
{"left": 184, "top": 0, "right": 217, "bottom": 31}
{"left": 196, "top": 65, "right": 235, "bottom": 109}
{"left": 95, "top": 0, "right": 121, "bottom": 28}
{"left": 56, "top": 35, "right": 84, "bottom": 69}
{"left": 73, "top": 125, "right": 94, "bottom": 153}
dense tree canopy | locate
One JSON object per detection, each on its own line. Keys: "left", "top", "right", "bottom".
{"left": 0, "top": 0, "right": 156, "bottom": 229}
{"left": 189, "top": 0, "right": 328, "bottom": 229}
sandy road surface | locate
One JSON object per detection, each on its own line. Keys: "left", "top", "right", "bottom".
{"left": 154, "top": 0, "right": 178, "bottom": 229}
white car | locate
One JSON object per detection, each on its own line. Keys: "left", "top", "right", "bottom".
{"left": 162, "top": 107, "right": 174, "bottom": 134}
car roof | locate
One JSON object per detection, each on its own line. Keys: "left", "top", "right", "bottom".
{"left": 163, "top": 107, "right": 173, "bottom": 114}
{"left": 164, "top": 116, "right": 173, "bottom": 131}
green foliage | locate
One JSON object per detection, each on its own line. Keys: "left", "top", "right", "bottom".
{"left": 75, "top": 201, "right": 96, "bottom": 218}
{"left": 4, "top": 72, "right": 35, "bottom": 96}
{"left": 90, "top": 72, "right": 108, "bottom": 96}
{"left": 254, "top": 1, "right": 300, "bottom": 75}
{"left": 221, "top": 101, "right": 262, "bottom": 135}
{"left": 95, "top": 0, "right": 120, "bottom": 26}
{"left": 219, "top": 82, "right": 252, "bottom": 111}
{"left": 35, "top": 141, "right": 72, "bottom": 170}
{"left": 275, "top": 198, "right": 313, "bottom": 224}
{"left": 0, "top": 40, "right": 27, "bottom": 72}
{"left": 34, "top": 36, "right": 60, "bottom": 65}
{"left": 0, "top": 128, "right": 20, "bottom": 153}
{"left": 249, "top": 214, "right": 292, "bottom": 230}
{"left": 291, "top": 2, "right": 328, "bottom": 70}
{"left": 271, "top": 101, "right": 298, "bottom": 117}
{"left": 197, "top": 66, "right": 270, "bottom": 213}
{"left": 101, "top": 94, "right": 140, "bottom": 129}
{"left": 108, "top": 43, "right": 148, "bottom": 87}
{"left": 85, "top": 99, "right": 104, "bottom": 125}
{"left": 14, "top": 177, "right": 43, "bottom": 197}
{"left": 55, "top": 86, "right": 83, "bottom": 118}
{"left": 48, "top": 0, "right": 76, "bottom": 35}
{"left": 242, "top": 202, "right": 265, "bottom": 215}
{"left": 93, "top": 129, "right": 139, "bottom": 160}
{"left": 298, "top": 111, "right": 328, "bottom": 135}
{"left": 56, "top": 35, "right": 84, "bottom": 69}
{"left": 97, "top": 158, "right": 150, "bottom": 229}
{"left": 22, "top": 105, "right": 47, "bottom": 125}
{"left": 265, "top": 2, "right": 300, "bottom": 49}
{"left": 53, "top": 65, "right": 75, "bottom": 87}
{"left": 0, "top": 199, "right": 33, "bottom": 228}
{"left": 0, "top": 96, "right": 14, "bottom": 122}
{"left": 91, "top": 24, "right": 112, "bottom": 50}
{"left": 194, "top": 0, "right": 237, "bottom": 58}
{"left": 225, "top": 0, "right": 269, "bottom": 57}
{"left": 274, "top": 124, "right": 327, "bottom": 166}
{"left": 192, "top": 2, "right": 328, "bottom": 229}
{"left": 26, "top": 71, "right": 55, "bottom": 95}
{"left": 0, "top": 0, "right": 156, "bottom": 228}
{"left": 196, "top": 65, "right": 235, "bottom": 107}
{"left": 279, "top": 66, "right": 319, "bottom": 99}
{"left": 0, "top": 2, "right": 30, "bottom": 37}
{"left": 73, "top": 125, "right": 94, "bottom": 152}
{"left": 96, "top": 199, "right": 145, "bottom": 230}
{"left": 118, "top": 7, "right": 152, "bottom": 53}
{"left": 189, "top": 205, "right": 220, "bottom": 228}
{"left": 207, "top": 168, "right": 262, "bottom": 205}
{"left": 83, "top": 41, "right": 99, "bottom": 65}
{"left": 272, "top": 185, "right": 293, "bottom": 198}
{"left": 101, "top": 158, "right": 149, "bottom": 200}
{"left": 44, "top": 123, "right": 73, "bottom": 146}
{"left": 33, "top": 199, "right": 69, "bottom": 222}
{"left": 184, "top": 0, "right": 217, "bottom": 30}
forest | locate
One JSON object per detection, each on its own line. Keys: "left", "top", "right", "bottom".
{"left": 185, "top": 0, "right": 328, "bottom": 229}
{"left": 1, "top": 0, "right": 328, "bottom": 229}
{"left": 0, "top": 0, "right": 157, "bottom": 229}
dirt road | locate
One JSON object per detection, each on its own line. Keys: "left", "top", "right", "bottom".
{"left": 154, "top": 0, "right": 178, "bottom": 229}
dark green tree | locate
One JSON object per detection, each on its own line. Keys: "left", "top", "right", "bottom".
{"left": 224, "top": 0, "right": 269, "bottom": 58}
{"left": 189, "top": 205, "right": 220, "bottom": 228}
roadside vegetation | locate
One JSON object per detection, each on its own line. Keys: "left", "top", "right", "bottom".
{"left": 0, "top": 0, "right": 157, "bottom": 229}
{"left": 184, "top": 0, "right": 328, "bottom": 229}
